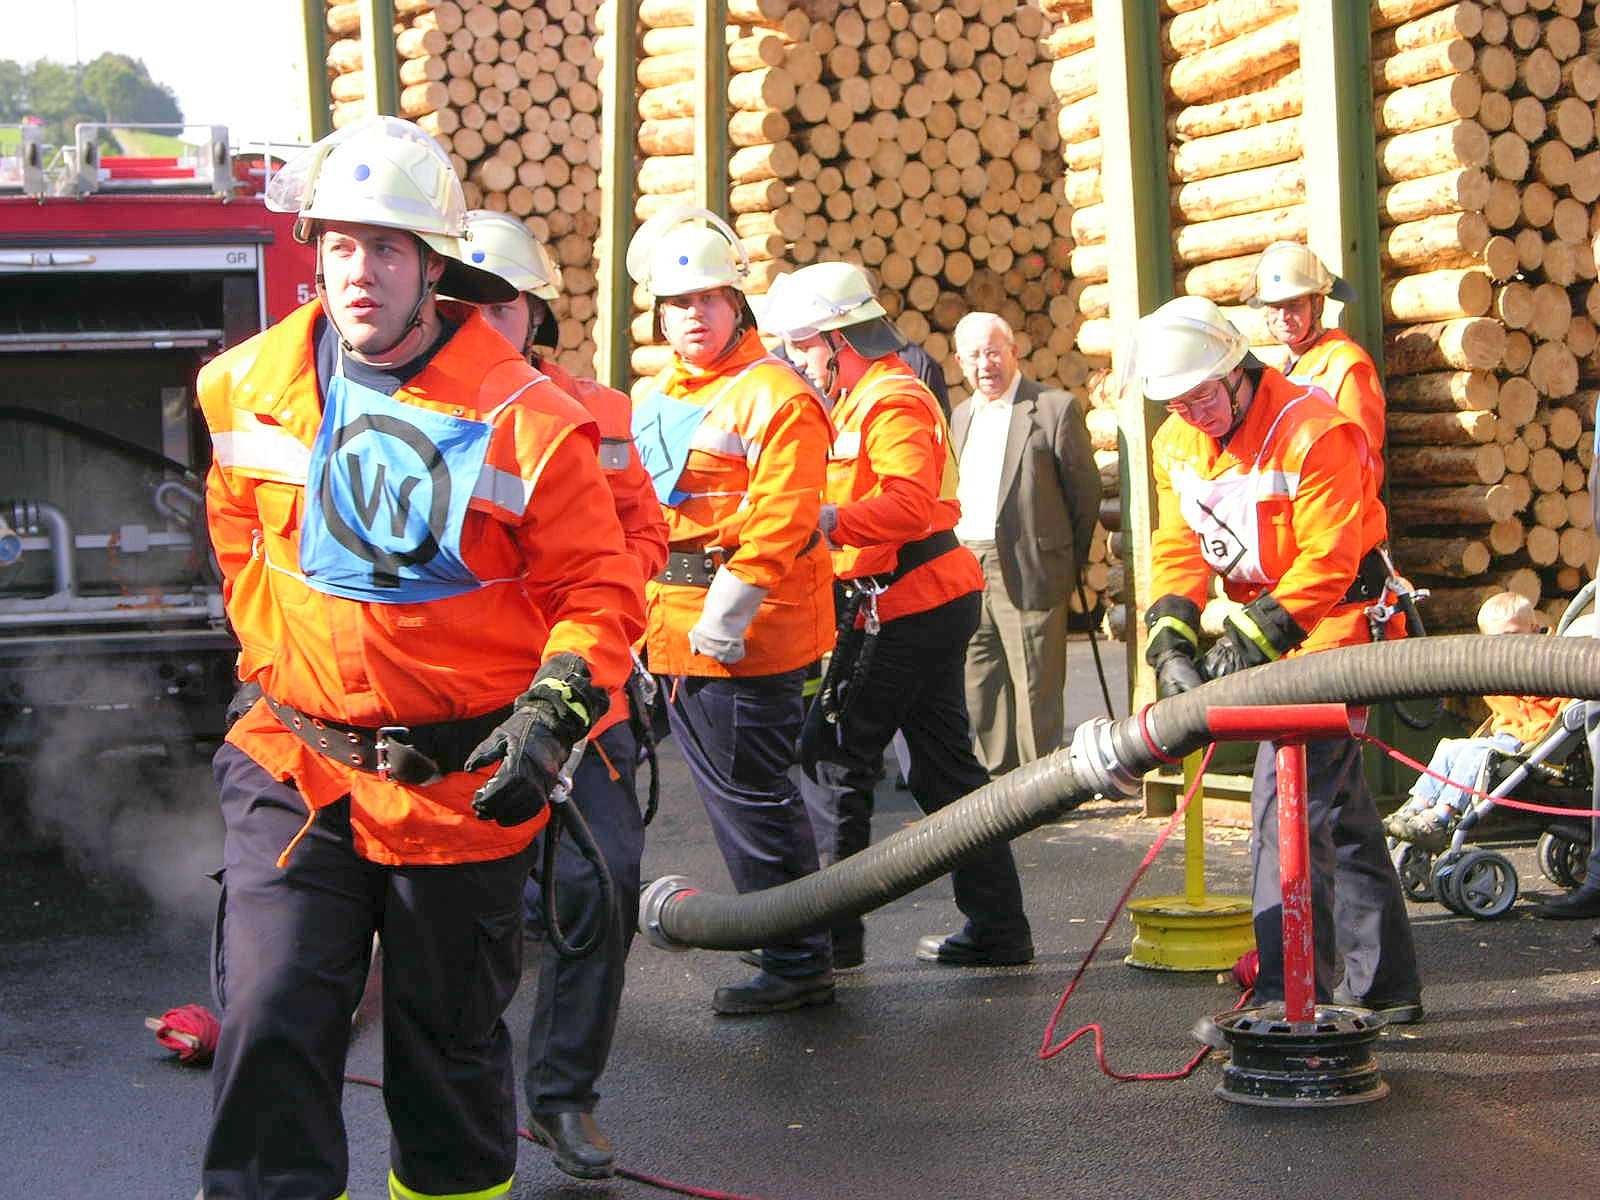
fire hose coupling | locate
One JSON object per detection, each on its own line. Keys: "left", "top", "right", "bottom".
{"left": 0, "top": 514, "right": 19, "bottom": 567}
{"left": 1068, "top": 717, "right": 1143, "bottom": 801}
{"left": 639, "top": 875, "right": 702, "bottom": 952}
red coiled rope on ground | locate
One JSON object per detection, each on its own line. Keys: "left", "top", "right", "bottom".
{"left": 145, "top": 1004, "right": 221, "bottom": 1065}
{"left": 1038, "top": 745, "right": 1251, "bottom": 1082}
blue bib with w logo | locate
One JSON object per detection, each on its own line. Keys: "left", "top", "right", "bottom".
{"left": 632, "top": 389, "right": 710, "bottom": 506}
{"left": 299, "top": 372, "right": 493, "bottom": 603}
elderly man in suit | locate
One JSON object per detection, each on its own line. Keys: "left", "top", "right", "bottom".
{"left": 952, "top": 312, "right": 1099, "bottom": 780}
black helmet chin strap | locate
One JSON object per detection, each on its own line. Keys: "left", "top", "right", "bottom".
{"left": 315, "top": 232, "right": 437, "bottom": 367}
{"left": 820, "top": 331, "right": 845, "bottom": 401}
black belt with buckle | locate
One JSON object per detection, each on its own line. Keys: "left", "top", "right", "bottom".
{"left": 655, "top": 531, "right": 824, "bottom": 588}
{"left": 655, "top": 547, "right": 724, "bottom": 587}
{"left": 265, "top": 695, "right": 513, "bottom": 786}
{"left": 851, "top": 528, "right": 959, "bottom": 591}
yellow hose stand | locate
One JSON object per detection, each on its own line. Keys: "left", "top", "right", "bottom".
{"left": 1125, "top": 751, "right": 1256, "bottom": 973}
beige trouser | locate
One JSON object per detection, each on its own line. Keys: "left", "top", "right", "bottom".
{"left": 962, "top": 540, "right": 1068, "bottom": 780}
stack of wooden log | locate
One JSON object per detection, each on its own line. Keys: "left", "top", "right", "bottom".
{"left": 326, "top": 1, "right": 449, "bottom": 133}
{"left": 624, "top": 0, "right": 798, "bottom": 383}
{"left": 1374, "top": 0, "right": 1598, "bottom": 630}
{"left": 324, "top": 0, "right": 606, "bottom": 377}
{"left": 1063, "top": 0, "right": 1600, "bottom": 632}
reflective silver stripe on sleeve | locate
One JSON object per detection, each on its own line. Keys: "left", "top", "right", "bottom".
{"left": 599, "top": 437, "right": 632, "bottom": 471}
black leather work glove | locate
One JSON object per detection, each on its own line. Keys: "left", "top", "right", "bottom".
{"left": 464, "top": 652, "right": 609, "bottom": 827}
{"left": 1145, "top": 594, "right": 1204, "bottom": 699}
{"left": 1201, "top": 594, "right": 1308, "bottom": 683}
{"left": 224, "top": 680, "right": 263, "bottom": 730}
{"left": 1152, "top": 649, "right": 1205, "bottom": 699}
{"left": 796, "top": 696, "right": 833, "bottom": 782}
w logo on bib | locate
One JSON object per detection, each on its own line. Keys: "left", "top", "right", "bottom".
{"left": 300, "top": 375, "right": 493, "bottom": 603}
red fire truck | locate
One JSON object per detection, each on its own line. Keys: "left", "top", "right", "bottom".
{"left": 0, "top": 122, "right": 315, "bottom": 769}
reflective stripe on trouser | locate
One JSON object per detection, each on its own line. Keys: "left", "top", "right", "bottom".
{"left": 523, "top": 723, "right": 645, "bottom": 1114}
{"left": 1249, "top": 736, "right": 1421, "bottom": 1005}
{"left": 204, "top": 743, "right": 532, "bottom": 1200}
{"left": 800, "top": 592, "right": 1030, "bottom": 951}
{"left": 666, "top": 669, "right": 831, "bottom": 976}
{"left": 387, "top": 1170, "right": 512, "bottom": 1199}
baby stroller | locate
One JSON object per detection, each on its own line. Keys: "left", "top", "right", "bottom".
{"left": 1387, "top": 587, "right": 1597, "bottom": 920}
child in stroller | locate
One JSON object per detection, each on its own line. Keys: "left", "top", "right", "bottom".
{"left": 1384, "top": 592, "right": 1565, "bottom": 844}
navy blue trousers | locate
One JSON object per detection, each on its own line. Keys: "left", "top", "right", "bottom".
{"left": 666, "top": 669, "right": 831, "bottom": 977}
{"left": 800, "top": 592, "right": 1029, "bottom": 951}
{"left": 1251, "top": 736, "right": 1421, "bottom": 1005}
{"left": 204, "top": 744, "right": 533, "bottom": 1200}
{"left": 523, "top": 722, "right": 644, "bottom": 1116}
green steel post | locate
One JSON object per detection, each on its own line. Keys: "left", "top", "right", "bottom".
{"left": 299, "top": 0, "right": 332, "bottom": 141}
{"left": 358, "top": 0, "right": 400, "bottom": 118}
{"left": 1093, "top": 0, "right": 1174, "bottom": 736}
{"left": 694, "top": 0, "right": 729, "bottom": 217}
{"left": 1303, "top": 2, "right": 1398, "bottom": 799}
{"left": 597, "top": 0, "right": 639, "bottom": 390}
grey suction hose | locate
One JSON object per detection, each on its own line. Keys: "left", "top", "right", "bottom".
{"left": 641, "top": 635, "right": 1600, "bottom": 952}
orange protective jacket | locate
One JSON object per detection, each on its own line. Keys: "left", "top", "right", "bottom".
{"left": 1151, "top": 368, "right": 1392, "bottom": 654}
{"left": 1483, "top": 692, "right": 1565, "bottom": 744}
{"left": 198, "top": 300, "right": 644, "bottom": 866}
{"left": 826, "top": 356, "right": 983, "bottom": 623}
{"left": 1284, "top": 328, "right": 1386, "bottom": 485}
{"left": 642, "top": 328, "right": 835, "bottom": 677}
{"left": 538, "top": 357, "right": 668, "bottom": 739}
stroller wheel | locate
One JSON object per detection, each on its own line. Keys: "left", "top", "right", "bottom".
{"left": 1391, "top": 841, "right": 1435, "bottom": 902}
{"left": 1538, "top": 832, "right": 1574, "bottom": 888}
{"left": 1453, "top": 850, "right": 1519, "bottom": 921}
{"left": 1431, "top": 851, "right": 1469, "bottom": 915}
{"left": 1568, "top": 838, "right": 1590, "bottom": 888}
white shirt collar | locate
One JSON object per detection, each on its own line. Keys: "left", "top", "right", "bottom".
{"left": 972, "top": 371, "right": 1021, "bottom": 410}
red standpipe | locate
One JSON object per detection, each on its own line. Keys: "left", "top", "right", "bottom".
{"left": 1206, "top": 703, "right": 1360, "bottom": 1024}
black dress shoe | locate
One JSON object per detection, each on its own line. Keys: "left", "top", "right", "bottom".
{"left": 712, "top": 971, "right": 835, "bottom": 1015}
{"left": 527, "top": 1111, "right": 615, "bottom": 1180}
{"left": 1534, "top": 887, "right": 1600, "bottom": 919}
{"left": 915, "top": 930, "right": 1034, "bottom": 966}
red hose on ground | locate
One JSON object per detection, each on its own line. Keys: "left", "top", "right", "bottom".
{"left": 1038, "top": 745, "right": 1250, "bottom": 1082}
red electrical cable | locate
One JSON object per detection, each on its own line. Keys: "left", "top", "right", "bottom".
{"left": 344, "top": 1074, "right": 774, "bottom": 1200}
{"left": 1038, "top": 744, "right": 1249, "bottom": 1082}
{"left": 145, "top": 1004, "right": 221, "bottom": 1065}
{"left": 1358, "top": 731, "right": 1600, "bottom": 819}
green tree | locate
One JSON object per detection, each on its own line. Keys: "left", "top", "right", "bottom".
{"left": 81, "top": 53, "right": 181, "bottom": 127}
{"left": 0, "top": 55, "right": 183, "bottom": 147}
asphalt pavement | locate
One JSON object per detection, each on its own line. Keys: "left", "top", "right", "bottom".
{"left": 2, "top": 639, "right": 1598, "bottom": 1199}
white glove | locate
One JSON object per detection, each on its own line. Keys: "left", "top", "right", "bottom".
{"left": 688, "top": 566, "right": 768, "bottom": 664}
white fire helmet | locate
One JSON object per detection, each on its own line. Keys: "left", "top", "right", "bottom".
{"left": 1244, "top": 240, "right": 1357, "bottom": 307}
{"left": 265, "top": 115, "right": 514, "bottom": 303}
{"left": 456, "top": 210, "right": 563, "bottom": 301}
{"left": 757, "top": 261, "right": 908, "bottom": 358}
{"left": 625, "top": 205, "right": 749, "bottom": 298}
{"left": 1125, "top": 295, "right": 1249, "bottom": 403}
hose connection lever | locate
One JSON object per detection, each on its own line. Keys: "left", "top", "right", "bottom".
{"left": 1068, "top": 717, "right": 1142, "bottom": 800}
{"left": 639, "top": 874, "right": 700, "bottom": 951}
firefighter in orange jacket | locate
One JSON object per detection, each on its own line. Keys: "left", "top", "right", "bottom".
{"left": 627, "top": 206, "right": 838, "bottom": 1015}
{"left": 456, "top": 209, "right": 667, "bottom": 1181}
{"left": 196, "top": 118, "right": 643, "bottom": 1200}
{"left": 1133, "top": 296, "right": 1420, "bottom": 1023}
{"left": 1246, "top": 241, "right": 1387, "bottom": 483}
{"left": 759, "top": 262, "right": 1033, "bottom": 970}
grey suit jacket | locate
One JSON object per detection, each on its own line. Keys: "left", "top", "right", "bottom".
{"left": 952, "top": 375, "right": 1099, "bottom": 612}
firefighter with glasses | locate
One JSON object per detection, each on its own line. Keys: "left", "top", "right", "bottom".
{"left": 1131, "top": 295, "right": 1422, "bottom": 1025}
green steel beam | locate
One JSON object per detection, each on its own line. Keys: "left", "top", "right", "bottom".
{"left": 1301, "top": 1, "right": 1382, "bottom": 365}
{"left": 299, "top": 0, "right": 332, "bottom": 141}
{"left": 694, "top": 0, "right": 729, "bottom": 217}
{"left": 1092, "top": 0, "right": 1174, "bottom": 728}
{"left": 596, "top": 0, "right": 640, "bottom": 391}
{"left": 358, "top": 0, "right": 400, "bottom": 118}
